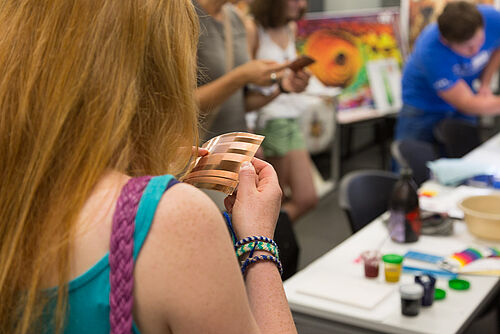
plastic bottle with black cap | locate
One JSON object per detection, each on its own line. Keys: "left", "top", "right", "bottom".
{"left": 388, "top": 167, "right": 422, "bottom": 243}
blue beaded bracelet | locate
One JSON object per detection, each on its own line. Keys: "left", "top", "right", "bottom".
{"left": 235, "top": 236, "right": 278, "bottom": 249}
{"left": 241, "top": 254, "right": 283, "bottom": 276}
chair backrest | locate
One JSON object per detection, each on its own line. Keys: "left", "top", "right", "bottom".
{"left": 339, "top": 170, "right": 399, "bottom": 234}
{"left": 433, "top": 118, "right": 481, "bottom": 158}
{"left": 391, "top": 139, "right": 438, "bottom": 187}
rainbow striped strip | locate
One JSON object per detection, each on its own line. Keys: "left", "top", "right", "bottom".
{"left": 450, "top": 247, "right": 500, "bottom": 267}
{"left": 490, "top": 247, "right": 500, "bottom": 257}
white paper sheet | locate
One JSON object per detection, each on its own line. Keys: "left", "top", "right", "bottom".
{"left": 296, "top": 274, "right": 396, "bottom": 310}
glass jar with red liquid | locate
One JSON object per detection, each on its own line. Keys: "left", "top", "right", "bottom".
{"left": 361, "top": 250, "right": 381, "bottom": 278}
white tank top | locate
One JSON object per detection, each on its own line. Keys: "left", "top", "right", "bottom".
{"left": 255, "top": 25, "right": 303, "bottom": 127}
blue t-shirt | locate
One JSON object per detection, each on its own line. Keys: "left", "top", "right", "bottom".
{"left": 402, "top": 5, "right": 500, "bottom": 112}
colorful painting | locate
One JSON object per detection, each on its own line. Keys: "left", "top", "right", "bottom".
{"left": 296, "top": 9, "right": 403, "bottom": 111}
{"left": 402, "top": 0, "right": 499, "bottom": 51}
{"left": 366, "top": 58, "right": 402, "bottom": 112}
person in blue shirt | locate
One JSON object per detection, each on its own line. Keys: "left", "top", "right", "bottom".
{"left": 395, "top": 1, "right": 500, "bottom": 144}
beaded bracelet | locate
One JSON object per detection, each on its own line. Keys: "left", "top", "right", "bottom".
{"left": 236, "top": 241, "right": 279, "bottom": 259}
{"left": 241, "top": 254, "right": 283, "bottom": 276}
{"left": 234, "top": 236, "right": 278, "bottom": 248}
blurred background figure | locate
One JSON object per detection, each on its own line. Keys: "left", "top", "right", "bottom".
{"left": 395, "top": 1, "right": 500, "bottom": 145}
{"left": 249, "top": 0, "right": 318, "bottom": 223}
{"left": 194, "top": 0, "right": 309, "bottom": 140}
{"left": 232, "top": 0, "right": 253, "bottom": 15}
{"left": 194, "top": 0, "right": 311, "bottom": 280}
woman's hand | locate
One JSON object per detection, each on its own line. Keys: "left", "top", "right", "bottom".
{"left": 224, "top": 158, "right": 282, "bottom": 239}
{"left": 192, "top": 146, "right": 209, "bottom": 157}
{"left": 478, "top": 84, "right": 493, "bottom": 97}
{"left": 237, "top": 60, "right": 289, "bottom": 87}
{"left": 281, "top": 69, "right": 310, "bottom": 93}
{"left": 182, "top": 147, "right": 209, "bottom": 179}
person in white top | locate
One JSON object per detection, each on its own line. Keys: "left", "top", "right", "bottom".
{"left": 248, "top": 0, "right": 318, "bottom": 223}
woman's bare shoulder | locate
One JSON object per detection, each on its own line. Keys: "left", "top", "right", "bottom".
{"left": 153, "top": 182, "right": 224, "bottom": 234}
{"left": 133, "top": 182, "right": 254, "bottom": 333}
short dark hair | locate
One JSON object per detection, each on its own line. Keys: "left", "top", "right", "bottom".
{"left": 438, "top": 1, "right": 483, "bottom": 43}
{"left": 250, "top": 0, "right": 306, "bottom": 28}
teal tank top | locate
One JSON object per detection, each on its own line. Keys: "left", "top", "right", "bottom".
{"left": 61, "top": 175, "right": 178, "bottom": 333}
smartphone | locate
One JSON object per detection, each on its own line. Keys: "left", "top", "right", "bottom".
{"left": 288, "top": 55, "right": 315, "bottom": 72}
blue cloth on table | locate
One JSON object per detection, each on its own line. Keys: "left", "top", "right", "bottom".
{"left": 427, "top": 159, "right": 494, "bottom": 186}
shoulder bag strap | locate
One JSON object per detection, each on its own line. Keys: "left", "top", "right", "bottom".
{"left": 109, "top": 176, "right": 152, "bottom": 334}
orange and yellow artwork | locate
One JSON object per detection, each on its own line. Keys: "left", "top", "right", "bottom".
{"left": 405, "top": 0, "right": 497, "bottom": 50}
{"left": 296, "top": 10, "right": 403, "bottom": 110}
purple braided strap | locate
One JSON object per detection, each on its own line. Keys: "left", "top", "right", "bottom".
{"left": 109, "top": 176, "right": 152, "bottom": 334}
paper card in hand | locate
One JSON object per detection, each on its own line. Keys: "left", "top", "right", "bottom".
{"left": 288, "top": 55, "right": 315, "bottom": 72}
{"left": 184, "top": 132, "right": 264, "bottom": 194}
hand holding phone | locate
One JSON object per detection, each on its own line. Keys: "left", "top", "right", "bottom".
{"left": 288, "top": 55, "right": 315, "bottom": 72}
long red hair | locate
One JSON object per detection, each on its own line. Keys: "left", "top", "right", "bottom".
{"left": 0, "top": 0, "right": 199, "bottom": 332}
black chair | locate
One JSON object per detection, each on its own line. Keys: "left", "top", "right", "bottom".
{"left": 339, "top": 170, "right": 399, "bottom": 234}
{"left": 433, "top": 118, "right": 481, "bottom": 158}
{"left": 391, "top": 139, "right": 439, "bottom": 187}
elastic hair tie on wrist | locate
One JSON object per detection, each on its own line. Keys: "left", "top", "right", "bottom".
{"left": 235, "top": 236, "right": 278, "bottom": 248}
{"left": 241, "top": 254, "right": 283, "bottom": 276}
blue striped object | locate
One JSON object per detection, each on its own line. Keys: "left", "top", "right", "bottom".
{"left": 236, "top": 241, "right": 279, "bottom": 259}
{"left": 404, "top": 251, "right": 444, "bottom": 264}
{"left": 241, "top": 254, "right": 283, "bottom": 276}
{"left": 235, "top": 236, "right": 278, "bottom": 248}
{"left": 402, "top": 266, "right": 458, "bottom": 279}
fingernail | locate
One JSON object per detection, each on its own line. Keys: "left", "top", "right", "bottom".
{"left": 240, "top": 161, "right": 252, "bottom": 170}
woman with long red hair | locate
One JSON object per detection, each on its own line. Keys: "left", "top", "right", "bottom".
{"left": 0, "top": 0, "right": 296, "bottom": 333}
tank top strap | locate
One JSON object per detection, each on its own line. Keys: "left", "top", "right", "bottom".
{"left": 285, "top": 25, "right": 297, "bottom": 59}
{"left": 133, "top": 174, "right": 179, "bottom": 260}
{"left": 257, "top": 24, "right": 269, "bottom": 43}
{"left": 286, "top": 24, "right": 294, "bottom": 39}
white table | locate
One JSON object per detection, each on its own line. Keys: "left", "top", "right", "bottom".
{"left": 464, "top": 131, "right": 500, "bottom": 167}
{"left": 285, "top": 220, "right": 500, "bottom": 334}
{"left": 285, "top": 132, "right": 500, "bottom": 334}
